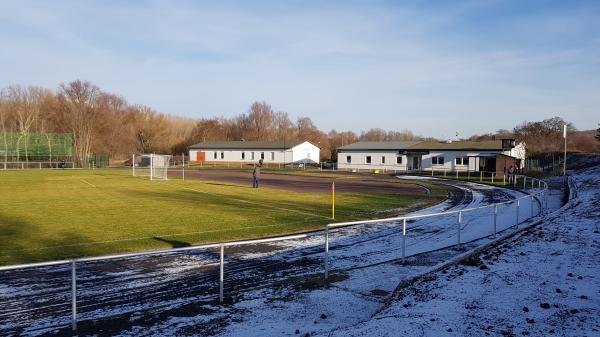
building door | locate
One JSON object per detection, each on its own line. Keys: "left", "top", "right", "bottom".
{"left": 412, "top": 156, "right": 421, "bottom": 170}
{"left": 197, "top": 151, "right": 205, "bottom": 162}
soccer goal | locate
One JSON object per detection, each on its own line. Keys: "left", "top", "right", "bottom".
{"left": 132, "top": 154, "right": 171, "bottom": 180}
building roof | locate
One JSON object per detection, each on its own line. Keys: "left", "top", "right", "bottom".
{"left": 407, "top": 140, "right": 504, "bottom": 151}
{"left": 189, "top": 140, "right": 306, "bottom": 150}
{"left": 337, "top": 141, "right": 421, "bottom": 151}
{"left": 338, "top": 140, "right": 506, "bottom": 152}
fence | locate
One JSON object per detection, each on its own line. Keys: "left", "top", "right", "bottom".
{"left": 0, "top": 173, "right": 550, "bottom": 333}
{"left": 0, "top": 161, "right": 76, "bottom": 170}
{"left": 324, "top": 174, "right": 549, "bottom": 278}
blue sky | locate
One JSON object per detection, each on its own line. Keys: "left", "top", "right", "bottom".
{"left": 0, "top": 0, "right": 598, "bottom": 138}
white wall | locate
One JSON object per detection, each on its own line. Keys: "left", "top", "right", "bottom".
{"left": 290, "top": 141, "right": 320, "bottom": 163}
{"left": 337, "top": 150, "right": 505, "bottom": 171}
{"left": 337, "top": 151, "right": 408, "bottom": 171}
{"left": 189, "top": 148, "right": 293, "bottom": 163}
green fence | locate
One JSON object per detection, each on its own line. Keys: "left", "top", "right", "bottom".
{"left": 0, "top": 133, "right": 73, "bottom": 160}
{"left": 88, "top": 154, "right": 109, "bottom": 168}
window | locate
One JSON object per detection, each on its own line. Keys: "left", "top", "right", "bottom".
{"left": 432, "top": 156, "right": 445, "bottom": 165}
{"left": 241, "top": 152, "right": 245, "bottom": 160}
{"left": 381, "top": 156, "right": 386, "bottom": 164}
{"left": 220, "top": 152, "right": 224, "bottom": 159}
{"left": 270, "top": 152, "right": 275, "bottom": 160}
{"left": 455, "top": 157, "right": 469, "bottom": 166}
{"left": 251, "top": 152, "right": 255, "bottom": 160}
{"left": 346, "top": 155, "right": 351, "bottom": 163}
{"left": 260, "top": 152, "right": 265, "bottom": 160}
{"left": 396, "top": 156, "right": 402, "bottom": 164}
{"left": 366, "top": 156, "right": 372, "bottom": 164}
{"left": 213, "top": 152, "right": 217, "bottom": 160}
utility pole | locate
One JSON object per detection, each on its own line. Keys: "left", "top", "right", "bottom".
{"left": 563, "top": 124, "right": 567, "bottom": 176}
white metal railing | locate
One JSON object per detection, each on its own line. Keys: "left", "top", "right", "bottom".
{"left": 0, "top": 161, "right": 76, "bottom": 170}
{"left": 323, "top": 174, "right": 549, "bottom": 279}
{"left": 0, "top": 173, "right": 551, "bottom": 333}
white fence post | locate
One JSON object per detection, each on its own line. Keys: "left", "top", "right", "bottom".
{"left": 523, "top": 176, "right": 526, "bottom": 189}
{"left": 402, "top": 218, "right": 406, "bottom": 259}
{"left": 457, "top": 211, "right": 462, "bottom": 245}
{"left": 492, "top": 173, "right": 495, "bottom": 184}
{"left": 324, "top": 225, "right": 330, "bottom": 279}
{"left": 530, "top": 195, "right": 534, "bottom": 218}
{"left": 219, "top": 244, "right": 224, "bottom": 302}
{"left": 480, "top": 171, "right": 483, "bottom": 182}
{"left": 71, "top": 261, "right": 77, "bottom": 332}
{"left": 493, "top": 205, "right": 498, "bottom": 237}
{"left": 516, "top": 199, "right": 520, "bottom": 228}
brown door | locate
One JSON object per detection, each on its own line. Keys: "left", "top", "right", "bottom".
{"left": 197, "top": 151, "right": 206, "bottom": 162}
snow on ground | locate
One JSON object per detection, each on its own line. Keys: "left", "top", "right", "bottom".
{"left": 323, "top": 164, "right": 600, "bottom": 337}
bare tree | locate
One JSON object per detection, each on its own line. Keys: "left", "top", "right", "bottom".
{"left": 247, "top": 101, "right": 275, "bottom": 140}
{"left": 58, "top": 80, "right": 101, "bottom": 167}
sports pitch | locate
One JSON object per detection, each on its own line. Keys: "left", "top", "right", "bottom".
{"left": 0, "top": 169, "right": 447, "bottom": 265}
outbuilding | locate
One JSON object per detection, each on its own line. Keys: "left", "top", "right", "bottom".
{"left": 337, "top": 139, "right": 525, "bottom": 174}
{"left": 188, "top": 141, "right": 320, "bottom": 165}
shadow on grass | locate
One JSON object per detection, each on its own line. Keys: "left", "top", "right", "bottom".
{"left": 153, "top": 236, "right": 191, "bottom": 248}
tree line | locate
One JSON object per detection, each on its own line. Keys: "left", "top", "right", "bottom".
{"left": 0, "top": 80, "right": 419, "bottom": 165}
{"left": 468, "top": 116, "right": 600, "bottom": 156}
{"left": 1, "top": 80, "right": 598, "bottom": 167}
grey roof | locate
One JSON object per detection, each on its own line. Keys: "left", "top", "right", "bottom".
{"left": 338, "top": 140, "right": 506, "bottom": 152}
{"left": 337, "top": 141, "right": 421, "bottom": 151}
{"left": 189, "top": 140, "right": 305, "bottom": 150}
{"left": 407, "top": 140, "right": 504, "bottom": 151}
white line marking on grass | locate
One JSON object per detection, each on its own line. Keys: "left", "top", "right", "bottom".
{"left": 79, "top": 178, "right": 96, "bottom": 187}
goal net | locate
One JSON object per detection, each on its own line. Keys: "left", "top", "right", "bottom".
{"left": 132, "top": 154, "right": 171, "bottom": 180}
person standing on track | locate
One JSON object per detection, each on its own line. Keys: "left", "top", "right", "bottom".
{"left": 253, "top": 160, "right": 262, "bottom": 188}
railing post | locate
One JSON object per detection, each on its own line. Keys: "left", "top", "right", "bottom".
{"left": 523, "top": 176, "right": 527, "bottom": 189}
{"left": 324, "top": 225, "right": 330, "bottom": 280}
{"left": 514, "top": 175, "right": 517, "bottom": 187}
{"left": 431, "top": 169, "right": 434, "bottom": 177}
{"left": 402, "top": 218, "right": 406, "bottom": 259}
{"left": 71, "top": 261, "right": 77, "bottom": 332}
{"left": 493, "top": 205, "right": 498, "bottom": 237}
{"left": 456, "top": 170, "right": 458, "bottom": 179}
{"left": 219, "top": 244, "right": 224, "bottom": 302}
{"left": 480, "top": 171, "right": 483, "bottom": 182}
{"left": 492, "top": 173, "right": 494, "bottom": 184}
{"left": 531, "top": 178, "right": 534, "bottom": 189}
{"left": 457, "top": 211, "right": 462, "bottom": 245}
{"left": 530, "top": 195, "right": 534, "bottom": 218}
{"left": 503, "top": 174, "right": 506, "bottom": 185}
{"left": 516, "top": 199, "right": 520, "bottom": 228}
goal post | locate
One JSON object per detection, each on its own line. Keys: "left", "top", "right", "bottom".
{"left": 132, "top": 153, "right": 171, "bottom": 180}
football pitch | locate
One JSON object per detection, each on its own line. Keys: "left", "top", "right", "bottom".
{"left": 0, "top": 169, "right": 447, "bottom": 265}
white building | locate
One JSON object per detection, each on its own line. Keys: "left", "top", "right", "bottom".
{"left": 337, "top": 140, "right": 526, "bottom": 174}
{"left": 188, "top": 141, "right": 320, "bottom": 164}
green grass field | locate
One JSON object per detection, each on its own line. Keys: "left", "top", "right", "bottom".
{"left": 0, "top": 169, "right": 446, "bottom": 265}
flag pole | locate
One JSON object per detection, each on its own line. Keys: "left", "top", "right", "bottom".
{"left": 563, "top": 124, "right": 567, "bottom": 176}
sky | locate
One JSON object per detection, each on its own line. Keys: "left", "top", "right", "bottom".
{"left": 0, "top": 0, "right": 599, "bottom": 139}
